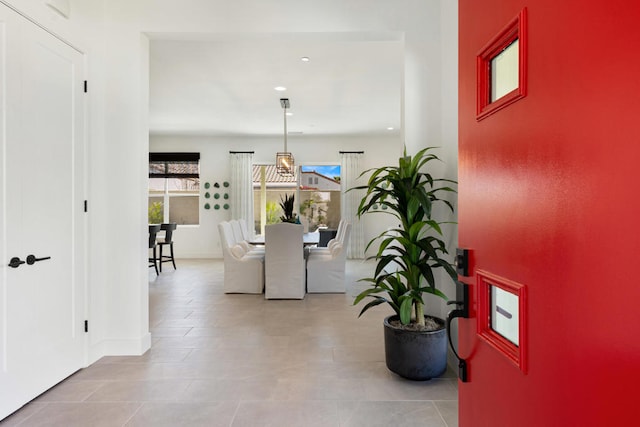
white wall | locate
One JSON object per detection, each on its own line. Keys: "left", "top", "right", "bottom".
{"left": 434, "top": 0, "right": 460, "bottom": 367}
{"left": 151, "top": 133, "right": 402, "bottom": 258}
{"left": 6, "top": 0, "right": 460, "bottom": 360}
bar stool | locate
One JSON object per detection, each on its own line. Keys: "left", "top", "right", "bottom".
{"left": 158, "top": 223, "right": 177, "bottom": 272}
{"left": 149, "top": 224, "right": 161, "bottom": 274}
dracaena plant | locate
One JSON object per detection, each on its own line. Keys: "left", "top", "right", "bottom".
{"left": 352, "top": 147, "right": 458, "bottom": 328}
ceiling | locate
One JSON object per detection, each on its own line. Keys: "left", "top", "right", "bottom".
{"left": 148, "top": 33, "right": 404, "bottom": 137}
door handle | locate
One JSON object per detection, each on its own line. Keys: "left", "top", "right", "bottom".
{"left": 26, "top": 255, "right": 51, "bottom": 265}
{"left": 8, "top": 257, "right": 26, "bottom": 268}
{"left": 446, "top": 280, "right": 470, "bottom": 382}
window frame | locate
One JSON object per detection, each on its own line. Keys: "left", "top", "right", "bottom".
{"left": 476, "top": 8, "right": 527, "bottom": 121}
{"left": 148, "top": 152, "right": 200, "bottom": 225}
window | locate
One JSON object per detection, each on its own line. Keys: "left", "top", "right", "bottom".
{"left": 476, "top": 8, "right": 527, "bottom": 120}
{"left": 149, "top": 152, "right": 200, "bottom": 225}
{"left": 476, "top": 270, "right": 527, "bottom": 373}
{"left": 300, "top": 166, "right": 341, "bottom": 232}
{"left": 252, "top": 164, "right": 341, "bottom": 235}
{"left": 491, "top": 39, "right": 519, "bottom": 102}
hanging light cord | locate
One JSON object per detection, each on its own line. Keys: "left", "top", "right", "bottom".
{"left": 283, "top": 103, "right": 288, "bottom": 152}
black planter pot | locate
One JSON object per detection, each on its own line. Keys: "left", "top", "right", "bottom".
{"left": 383, "top": 314, "right": 447, "bottom": 381}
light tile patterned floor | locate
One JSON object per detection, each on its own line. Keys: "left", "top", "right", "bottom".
{"left": 1, "top": 259, "right": 458, "bottom": 427}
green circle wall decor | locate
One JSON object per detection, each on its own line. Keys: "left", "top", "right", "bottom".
{"left": 214, "top": 193, "right": 220, "bottom": 199}
{"left": 204, "top": 182, "right": 210, "bottom": 189}
{"left": 214, "top": 204, "right": 220, "bottom": 210}
{"left": 205, "top": 192, "right": 210, "bottom": 198}
{"left": 223, "top": 203, "right": 229, "bottom": 210}
{"left": 223, "top": 193, "right": 229, "bottom": 199}
{"left": 223, "top": 181, "right": 230, "bottom": 187}
{"left": 204, "top": 203, "right": 210, "bottom": 210}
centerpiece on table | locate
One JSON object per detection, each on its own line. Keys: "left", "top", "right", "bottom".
{"left": 279, "top": 193, "right": 299, "bottom": 224}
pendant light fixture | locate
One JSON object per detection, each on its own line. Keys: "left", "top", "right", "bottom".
{"left": 276, "top": 98, "right": 295, "bottom": 176}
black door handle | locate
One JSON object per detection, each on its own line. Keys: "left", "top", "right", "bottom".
{"left": 26, "top": 255, "right": 51, "bottom": 265}
{"left": 446, "top": 281, "right": 470, "bottom": 382}
{"left": 8, "top": 257, "right": 26, "bottom": 268}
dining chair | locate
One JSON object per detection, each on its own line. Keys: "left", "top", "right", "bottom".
{"left": 158, "top": 223, "right": 177, "bottom": 272}
{"left": 149, "top": 224, "right": 161, "bottom": 274}
{"left": 218, "top": 221, "right": 265, "bottom": 294}
{"left": 264, "top": 223, "right": 305, "bottom": 299}
{"left": 307, "top": 222, "right": 351, "bottom": 293}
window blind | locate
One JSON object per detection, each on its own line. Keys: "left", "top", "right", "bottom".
{"left": 149, "top": 152, "right": 200, "bottom": 178}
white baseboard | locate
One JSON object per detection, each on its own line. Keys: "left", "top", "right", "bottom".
{"left": 87, "top": 333, "right": 152, "bottom": 364}
{"left": 175, "top": 252, "right": 222, "bottom": 259}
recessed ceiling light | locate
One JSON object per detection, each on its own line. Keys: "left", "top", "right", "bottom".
{"left": 301, "top": 57, "right": 310, "bottom": 62}
{"left": 387, "top": 127, "right": 394, "bottom": 131}
{"left": 274, "top": 86, "right": 287, "bottom": 91}
{"left": 286, "top": 112, "right": 293, "bottom": 116}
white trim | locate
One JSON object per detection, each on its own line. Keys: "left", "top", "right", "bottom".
{"left": 90, "top": 334, "right": 152, "bottom": 358}
{"left": 0, "top": 0, "right": 82, "bottom": 53}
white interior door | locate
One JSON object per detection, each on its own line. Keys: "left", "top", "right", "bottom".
{"left": 0, "top": 5, "right": 86, "bottom": 419}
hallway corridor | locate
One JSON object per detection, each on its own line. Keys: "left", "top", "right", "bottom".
{"left": 1, "top": 260, "right": 458, "bottom": 426}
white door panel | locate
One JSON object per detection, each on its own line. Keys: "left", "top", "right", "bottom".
{"left": 0, "top": 4, "right": 85, "bottom": 419}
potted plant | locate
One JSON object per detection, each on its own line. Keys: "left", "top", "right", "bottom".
{"left": 352, "top": 147, "right": 457, "bottom": 380}
{"left": 279, "top": 193, "right": 298, "bottom": 223}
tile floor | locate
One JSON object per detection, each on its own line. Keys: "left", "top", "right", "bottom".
{"left": 1, "top": 259, "right": 458, "bottom": 427}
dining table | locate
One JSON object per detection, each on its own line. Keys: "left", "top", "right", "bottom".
{"left": 250, "top": 231, "right": 320, "bottom": 247}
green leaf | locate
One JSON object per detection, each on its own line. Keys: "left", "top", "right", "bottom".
{"left": 357, "top": 297, "right": 388, "bottom": 317}
{"left": 424, "top": 219, "right": 443, "bottom": 235}
{"left": 423, "top": 287, "right": 449, "bottom": 300}
{"left": 399, "top": 298, "right": 413, "bottom": 325}
{"left": 353, "top": 287, "right": 385, "bottom": 306}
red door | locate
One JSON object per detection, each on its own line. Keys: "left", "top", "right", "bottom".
{"left": 458, "top": 1, "right": 640, "bottom": 426}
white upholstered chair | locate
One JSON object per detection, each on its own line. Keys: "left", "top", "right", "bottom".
{"left": 309, "top": 219, "right": 346, "bottom": 255}
{"left": 229, "top": 219, "right": 244, "bottom": 243}
{"left": 264, "top": 223, "right": 305, "bottom": 299}
{"left": 230, "top": 219, "right": 264, "bottom": 254}
{"left": 238, "top": 218, "right": 253, "bottom": 241}
{"left": 218, "top": 221, "right": 264, "bottom": 294}
{"left": 306, "top": 223, "right": 351, "bottom": 293}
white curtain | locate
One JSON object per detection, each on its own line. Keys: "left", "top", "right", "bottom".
{"left": 230, "top": 152, "right": 255, "bottom": 239}
{"left": 340, "top": 151, "right": 365, "bottom": 259}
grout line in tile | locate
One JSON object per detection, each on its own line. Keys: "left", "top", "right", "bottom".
{"left": 120, "top": 402, "right": 144, "bottom": 426}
